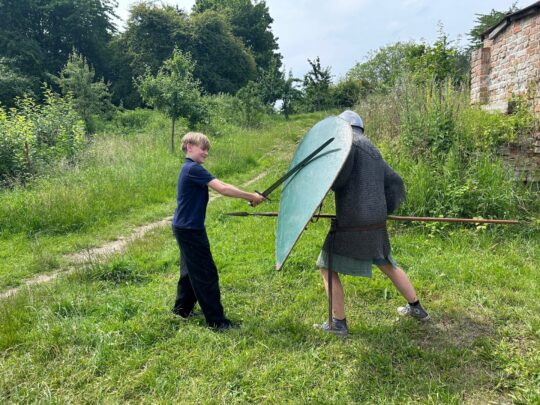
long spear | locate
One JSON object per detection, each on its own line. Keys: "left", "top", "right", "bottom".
{"left": 225, "top": 212, "right": 520, "bottom": 225}
{"left": 226, "top": 212, "right": 519, "bottom": 334}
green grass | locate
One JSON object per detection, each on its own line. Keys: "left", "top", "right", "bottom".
{"left": 0, "top": 111, "right": 327, "bottom": 289}
{"left": 1, "top": 189, "right": 539, "bottom": 403}
{"left": 1, "top": 109, "right": 539, "bottom": 403}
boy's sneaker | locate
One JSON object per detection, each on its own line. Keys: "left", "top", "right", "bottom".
{"left": 313, "top": 318, "right": 349, "bottom": 337}
{"left": 171, "top": 309, "right": 201, "bottom": 319}
{"left": 208, "top": 319, "right": 239, "bottom": 332}
{"left": 397, "top": 303, "right": 430, "bottom": 321}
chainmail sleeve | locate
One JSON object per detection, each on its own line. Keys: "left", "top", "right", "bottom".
{"left": 331, "top": 149, "right": 354, "bottom": 191}
{"left": 383, "top": 162, "right": 406, "bottom": 214}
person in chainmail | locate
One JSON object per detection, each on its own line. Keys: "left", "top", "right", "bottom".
{"left": 314, "top": 110, "right": 429, "bottom": 336}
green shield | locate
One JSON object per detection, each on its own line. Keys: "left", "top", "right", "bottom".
{"left": 276, "top": 116, "right": 352, "bottom": 270}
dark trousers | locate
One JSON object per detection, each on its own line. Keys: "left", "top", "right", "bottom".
{"left": 172, "top": 226, "right": 227, "bottom": 326}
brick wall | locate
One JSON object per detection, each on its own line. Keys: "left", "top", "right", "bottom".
{"left": 470, "top": 13, "right": 540, "bottom": 114}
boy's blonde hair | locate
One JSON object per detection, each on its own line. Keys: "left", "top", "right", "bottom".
{"left": 181, "top": 132, "right": 210, "bottom": 153}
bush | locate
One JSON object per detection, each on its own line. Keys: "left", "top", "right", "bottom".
{"left": 234, "top": 81, "right": 267, "bottom": 128}
{"left": 358, "top": 78, "right": 538, "bottom": 222}
{"left": 200, "top": 93, "right": 238, "bottom": 136}
{"left": 389, "top": 148, "right": 529, "bottom": 220}
{"left": 400, "top": 80, "right": 464, "bottom": 160}
{"left": 0, "top": 89, "right": 85, "bottom": 186}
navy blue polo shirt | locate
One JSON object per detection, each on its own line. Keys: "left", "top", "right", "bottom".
{"left": 173, "top": 158, "right": 215, "bottom": 229}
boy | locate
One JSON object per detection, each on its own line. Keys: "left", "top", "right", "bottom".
{"left": 314, "top": 111, "right": 429, "bottom": 337}
{"left": 172, "top": 132, "right": 265, "bottom": 330}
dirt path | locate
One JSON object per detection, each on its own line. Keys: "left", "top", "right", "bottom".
{"left": 0, "top": 171, "right": 269, "bottom": 300}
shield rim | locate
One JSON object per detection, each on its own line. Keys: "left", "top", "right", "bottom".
{"left": 275, "top": 116, "right": 352, "bottom": 270}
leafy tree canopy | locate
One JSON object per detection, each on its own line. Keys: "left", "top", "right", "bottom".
{"left": 52, "top": 50, "right": 114, "bottom": 131}
{"left": 188, "top": 11, "right": 257, "bottom": 94}
{"left": 136, "top": 49, "right": 205, "bottom": 152}
{"left": 122, "top": 2, "right": 189, "bottom": 78}
{"left": 192, "top": 0, "right": 281, "bottom": 70}
{"left": 468, "top": 3, "right": 519, "bottom": 49}
{"left": 280, "top": 70, "right": 302, "bottom": 119}
{"left": 0, "top": 58, "right": 36, "bottom": 107}
{"left": 0, "top": 0, "right": 117, "bottom": 79}
{"left": 347, "top": 29, "right": 468, "bottom": 94}
{"left": 347, "top": 42, "right": 425, "bottom": 93}
{"left": 302, "top": 57, "right": 333, "bottom": 112}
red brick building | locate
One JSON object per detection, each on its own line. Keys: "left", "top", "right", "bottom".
{"left": 470, "top": 2, "right": 540, "bottom": 114}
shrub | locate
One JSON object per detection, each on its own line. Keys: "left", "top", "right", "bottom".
{"left": 0, "top": 89, "right": 85, "bottom": 186}
{"left": 234, "top": 81, "right": 267, "bottom": 128}
{"left": 359, "top": 78, "right": 538, "bottom": 222}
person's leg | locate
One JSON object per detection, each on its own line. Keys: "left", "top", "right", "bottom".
{"left": 173, "top": 248, "right": 198, "bottom": 316}
{"left": 376, "top": 263, "right": 417, "bottom": 303}
{"left": 319, "top": 268, "right": 346, "bottom": 320}
{"left": 172, "top": 228, "right": 197, "bottom": 317}
{"left": 176, "top": 229, "right": 228, "bottom": 326}
{"left": 377, "top": 263, "right": 429, "bottom": 320}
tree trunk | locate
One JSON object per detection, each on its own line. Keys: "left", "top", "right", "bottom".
{"left": 23, "top": 141, "right": 33, "bottom": 175}
{"left": 171, "top": 118, "right": 175, "bottom": 153}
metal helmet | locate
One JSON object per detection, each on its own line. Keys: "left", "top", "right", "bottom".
{"left": 339, "top": 110, "right": 364, "bottom": 130}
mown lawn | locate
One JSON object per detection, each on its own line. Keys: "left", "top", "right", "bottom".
{"left": 1, "top": 180, "right": 539, "bottom": 403}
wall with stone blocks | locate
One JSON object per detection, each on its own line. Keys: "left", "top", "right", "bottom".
{"left": 471, "top": 13, "right": 540, "bottom": 114}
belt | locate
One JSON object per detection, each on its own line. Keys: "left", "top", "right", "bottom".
{"left": 330, "top": 220, "right": 387, "bottom": 232}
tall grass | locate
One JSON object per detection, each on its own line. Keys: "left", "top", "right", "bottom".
{"left": 0, "top": 110, "right": 305, "bottom": 236}
{"left": 0, "top": 122, "right": 177, "bottom": 236}
{"left": 0, "top": 110, "right": 326, "bottom": 289}
{"left": 357, "top": 79, "right": 539, "bottom": 222}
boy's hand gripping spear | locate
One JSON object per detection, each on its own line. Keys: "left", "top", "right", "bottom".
{"left": 250, "top": 137, "right": 335, "bottom": 206}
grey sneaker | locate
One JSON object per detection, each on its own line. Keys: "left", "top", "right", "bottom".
{"left": 313, "top": 318, "right": 349, "bottom": 336}
{"left": 397, "top": 303, "right": 430, "bottom": 321}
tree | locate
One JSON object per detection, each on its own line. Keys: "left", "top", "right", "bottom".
{"left": 107, "top": 35, "right": 140, "bottom": 109}
{"left": 121, "top": 4, "right": 257, "bottom": 95}
{"left": 52, "top": 50, "right": 114, "bottom": 131}
{"left": 0, "top": 58, "right": 36, "bottom": 106}
{"left": 136, "top": 49, "right": 205, "bottom": 153}
{"left": 347, "top": 42, "right": 426, "bottom": 94}
{"left": 410, "top": 29, "right": 464, "bottom": 85}
{"left": 111, "top": 3, "right": 191, "bottom": 108}
{"left": 192, "top": 0, "right": 281, "bottom": 70}
{"left": 468, "top": 4, "right": 518, "bottom": 49}
{"left": 235, "top": 81, "right": 266, "bottom": 127}
{"left": 347, "top": 29, "right": 468, "bottom": 94}
{"left": 0, "top": 0, "right": 117, "bottom": 82}
{"left": 332, "top": 78, "right": 370, "bottom": 109}
{"left": 188, "top": 11, "right": 257, "bottom": 94}
{"left": 280, "top": 70, "right": 302, "bottom": 119}
{"left": 257, "top": 56, "right": 286, "bottom": 106}
{"left": 122, "top": 3, "right": 189, "bottom": 78}
{"left": 303, "top": 57, "right": 333, "bottom": 112}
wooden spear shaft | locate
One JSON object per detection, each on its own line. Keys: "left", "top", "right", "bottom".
{"left": 225, "top": 212, "right": 520, "bottom": 225}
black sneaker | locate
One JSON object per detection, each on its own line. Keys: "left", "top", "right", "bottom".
{"left": 171, "top": 309, "right": 201, "bottom": 319}
{"left": 397, "top": 303, "right": 430, "bottom": 321}
{"left": 208, "top": 319, "right": 239, "bottom": 332}
{"left": 313, "top": 318, "right": 349, "bottom": 337}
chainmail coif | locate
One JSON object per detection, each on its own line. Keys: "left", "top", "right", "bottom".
{"left": 321, "top": 128, "right": 406, "bottom": 260}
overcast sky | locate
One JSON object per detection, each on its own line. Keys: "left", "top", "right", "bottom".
{"left": 114, "top": 0, "right": 525, "bottom": 80}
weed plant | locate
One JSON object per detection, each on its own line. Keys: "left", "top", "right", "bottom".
{"left": 0, "top": 90, "right": 85, "bottom": 185}
{"left": 358, "top": 78, "right": 539, "bottom": 223}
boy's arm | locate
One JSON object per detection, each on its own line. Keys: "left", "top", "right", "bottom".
{"left": 208, "top": 179, "right": 265, "bottom": 206}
